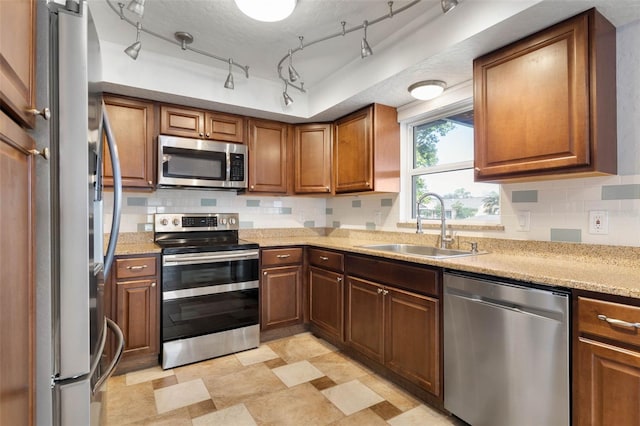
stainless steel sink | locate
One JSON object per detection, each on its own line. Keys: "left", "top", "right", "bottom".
{"left": 359, "top": 244, "right": 485, "bottom": 259}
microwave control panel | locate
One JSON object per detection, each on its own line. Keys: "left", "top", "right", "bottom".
{"left": 229, "top": 153, "right": 245, "bottom": 181}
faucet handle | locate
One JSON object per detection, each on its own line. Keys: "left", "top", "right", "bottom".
{"left": 469, "top": 242, "right": 478, "bottom": 253}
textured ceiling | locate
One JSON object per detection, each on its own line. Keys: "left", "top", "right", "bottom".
{"left": 89, "top": 0, "right": 640, "bottom": 122}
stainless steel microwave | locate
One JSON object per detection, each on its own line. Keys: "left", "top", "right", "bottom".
{"left": 157, "top": 135, "right": 247, "bottom": 190}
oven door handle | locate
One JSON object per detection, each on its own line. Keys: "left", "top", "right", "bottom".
{"left": 163, "top": 250, "right": 259, "bottom": 266}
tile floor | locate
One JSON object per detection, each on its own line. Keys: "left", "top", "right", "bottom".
{"left": 104, "top": 332, "right": 466, "bottom": 425}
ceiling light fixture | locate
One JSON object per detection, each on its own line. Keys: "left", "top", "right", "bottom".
{"left": 408, "top": 80, "right": 447, "bottom": 100}
{"left": 360, "top": 20, "right": 373, "bottom": 58}
{"left": 124, "top": 21, "right": 142, "bottom": 60}
{"left": 126, "top": 0, "right": 145, "bottom": 17}
{"left": 283, "top": 81, "right": 294, "bottom": 106}
{"left": 234, "top": 0, "right": 297, "bottom": 22}
{"left": 287, "top": 49, "right": 300, "bottom": 82}
{"left": 224, "top": 59, "right": 235, "bottom": 90}
{"left": 110, "top": 1, "right": 250, "bottom": 88}
{"left": 441, "top": 0, "right": 459, "bottom": 14}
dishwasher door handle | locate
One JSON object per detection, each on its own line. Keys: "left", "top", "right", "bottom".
{"left": 447, "top": 290, "right": 564, "bottom": 323}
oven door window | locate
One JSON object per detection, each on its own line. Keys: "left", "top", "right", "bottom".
{"left": 163, "top": 289, "right": 258, "bottom": 342}
{"left": 163, "top": 258, "right": 258, "bottom": 292}
{"left": 163, "top": 147, "right": 226, "bottom": 181}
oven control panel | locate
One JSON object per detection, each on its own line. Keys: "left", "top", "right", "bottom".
{"left": 154, "top": 213, "right": 239, "bottom": 232}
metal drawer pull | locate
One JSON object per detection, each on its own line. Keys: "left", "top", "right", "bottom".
{"left": 597, "top": 314, "right": 640, "bottom": 329}
{"left": 319, "top": 256, "right": 329, "bottom": 261}
{"left": 276, "top": 254, "right": 291, "bottom": 259}
{"left": 127, "top": 264, "right": 148, "bottom": 271}
{"left": 377, "top": 288, "right": 383, "bottom": 294}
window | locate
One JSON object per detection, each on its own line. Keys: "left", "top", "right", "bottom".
{"left": 405, "top": 103, "right": 500, "bottom": 223}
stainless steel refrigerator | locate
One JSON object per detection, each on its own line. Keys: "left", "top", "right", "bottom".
{"left": 49, "top": 1, "right": 124, "bottom": 424}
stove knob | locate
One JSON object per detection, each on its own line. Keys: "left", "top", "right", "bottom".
{"left": 220, "top": 218, "right": 227, "bottom": 225}
{"left": 229, "top": 217, "right": 237, "bottom": 225}
{"left": 172, "top": 218, "right": 180, "bottom": 226}
{"left": 160, "top": 218, "right": 169, "bottom": 226}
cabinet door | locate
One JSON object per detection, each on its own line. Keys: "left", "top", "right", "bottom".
{"left": 473, "top": 10, "right": 616, "bottom": 181}
{"left": 346, "top": 277, "right": 384, "bottom": 363}
{"left": 385, "top": 287, "right": 440, "bottom": 396}
{"left": 0, "top": 110, "right": 35, "bottom": 425}
{"left": 159, "top": 105, "right": 205, "bottom": 138}
{"left": 247, "top": 119, "right": 288, "bottom": 193}
{"left": 0, "top": 0, "right": 35, "bottom": 129}
{"left": 103, "top": 96, "right": 155, "bottom": 189}
{"left": 294, "top": 123, "right": 331, "bottom": 194}
{"left": 334, "top": 106, "right": 372, "bottom": 193}
{"left": 261, "top": 265, "right": 302, "bottom": 331}
{"left": 205, "top": 112, "right": 245, "bottom": 143}
{"left": 115, "top": 279, "right": 158, "bottom": 356}
{"left": 309, "top": 266, "right": 344, "bottom": 342}
{"left": 576, "top": 338, "right": 640, "bottom": 426}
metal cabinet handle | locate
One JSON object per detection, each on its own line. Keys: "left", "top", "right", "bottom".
{"left": 29, "top": 147, "right": 50, "bottom": 160}
{"left": 27, "top": 107, "right": 51, "bottom": 120}
{"left": 377, "top": 288, "right": 383, "bottom": 294}
{"left": 382, "top": 289, "right": 389, "bottom": 295}
{"left": 597, "top": 314, "right": 640, "bottom": 329}
{"left": 148, "top": 180, "right": 153, "bottom": 186}
{"left": 337, "top": 277, "right": 342, "bottom": 282}
{"left": 127, "top": 264, "right": 147, "bottom": 271}
{"left": 263, "top": 271, "right": 268, "bottom": 275}
{"left": 276, "top": 254, "right": 291, "bottom": 259}
{"left": 151, "top": 282, "right": 156, "bottom": 287}
{"left": 205, "top": 132, "right": 210, "bottom": 137}
{"left": 199, "top": 132, "right": 204, "bottom": 137}
{"left": 319, "top": 256, "right": 329, "bottom": 261}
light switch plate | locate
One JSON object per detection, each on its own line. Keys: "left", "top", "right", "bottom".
{"left": 589, "top": 210, "right": 608, "bottom": 234}
{"left": 516, "top": 210, "right": 530, "bottom": 232}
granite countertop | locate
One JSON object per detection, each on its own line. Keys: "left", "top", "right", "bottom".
{"left": 111, "top": 229, "right": 640, "bottom": 299}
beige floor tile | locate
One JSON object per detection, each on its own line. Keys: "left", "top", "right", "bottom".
{"left": 309, "top": 351, "right": 370, "bottom": 384}
{"left": 125, "top": 407, "right": 192, "bottom": 426}
{"left": 358, "top": 374, "right": 420, "bottom": 411}
{"left": 330, "top": 408, "right": 389, "bottom": 426}
{"left": 388, "top": 404, "right": 442, "bottom": 426}
{"left": 192, "top": 403, "right": 257, "bottom": 426}
{"left": 245, "top": 382, "right": 344, "bottom": 426}
{"left": 268, "top": 332, "right": 335, "bottom": 363}
{"left": 272, "top": 360, "right": 325, "bottom": 387}
{"left": 321, "top": 379, "right": 385, "bottom": 416}
{"left": 204, "top": 363, "right": 287, "bottom": 409}
{"left": 105, "top": 381, "right": 157, "bottom": 426}
{"left": 126, "top": 366, "right": 174, "bottom": 386}
{"left": 154, "top": 378, "right": 211, "bottom": 414}
{"left": 174, "top": 353, "right": 244, "bottom": 383}
{"left": 235, "top": 344, "right": 280, "bottom": 366}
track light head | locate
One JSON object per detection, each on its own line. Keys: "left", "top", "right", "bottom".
{"left": 361, "top": 20, "right": 373, "bottom": 58}
{"left": 224, "top": 59, "right": 235, "bottom": 89}
{"left": 283, "top": 81, "right": 294, "bottom": 106}
{"left": 126, "top": 0, "right": 145, "bottom": 17}
{"left": 441, "top": 0, "right": 458, "bottom": 14}
{"left": 287, "top": 49, "right": 300, "bottom": 82}
{"left": 124, "top": 41, "right": 141, "bottom": 60}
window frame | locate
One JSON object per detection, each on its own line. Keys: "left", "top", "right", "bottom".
{"left": 400, "top": 98, "right": 500, "bottom": 225}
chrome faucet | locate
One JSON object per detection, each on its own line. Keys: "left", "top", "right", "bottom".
{"left": 416, "top": 192, "right": 453, "bottom": 249}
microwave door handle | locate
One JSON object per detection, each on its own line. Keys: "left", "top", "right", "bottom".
{"left": 102, "top": 103, "right": 122, "bottom": 278}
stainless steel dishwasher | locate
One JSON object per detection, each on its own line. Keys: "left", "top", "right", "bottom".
{"left": 443, "top": 272, "right": 570, "bottom": 426}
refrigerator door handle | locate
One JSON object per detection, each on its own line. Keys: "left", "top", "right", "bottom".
{"left": 102, "top": 103, "right": 122, "bottom": 278}
{"left": 92, "top": 318, "right": 124, "bottom": 395}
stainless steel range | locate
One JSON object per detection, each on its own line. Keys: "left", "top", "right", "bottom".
{"left": 154, "top": 213, "right": 259, "bottom": 369}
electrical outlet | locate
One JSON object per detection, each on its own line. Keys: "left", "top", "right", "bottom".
{"left": 589, "top": 210, "right": 608, "bottom": 234}
{"left": 516, "top": 211, "right": 530, "bottom": 232}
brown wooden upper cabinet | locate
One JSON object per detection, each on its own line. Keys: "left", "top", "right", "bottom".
{"left": 473, "top": 8, "right": 617, "bottom": 182}
{"left": 334, "top": 104, "right": 400, "bottom": 194}
{"left": 103, "top": 95, "right": 156, "bottom": 190}
{"left": 294, "top": 123, "right": 332, "bottom": 194}
{"left": 0, "top": 0, "right": 36, "bottom": 129}
{"left": 247, "top": 118, "right": 289, "bottom": 193}
{"left": 160, "top": 105, "right": 245, "bottom": 143}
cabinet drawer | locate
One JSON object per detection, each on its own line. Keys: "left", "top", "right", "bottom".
{"left": 346, "top": 255, "right": 440, "bottom": 297}
{"left": 261, "top": 247, "right": 303, "bottom": 266}
{"left": 308, "top": 248, "right": 344, "bottom": 272}
{"left": 579, "top": 297, "right": 640, "bottom": 347}
{"left": 115, "top": 256, "right": 157, "bottom": 279}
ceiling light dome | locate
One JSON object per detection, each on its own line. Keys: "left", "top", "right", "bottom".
{"left": 408, "top": 80, "right": 447, "bottom": 100}
{"left": 234, "top": 0, "right": 297, "bottom": 22}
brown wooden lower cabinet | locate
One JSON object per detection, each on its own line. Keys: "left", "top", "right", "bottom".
{"left": 575, "top": 295, "right": 640, "bottom": 425}
{"left": 309, "top": 266, "right": 344, "bottom": 342}
{"left": 260, "top": 265, "right": 303, "bottom": 330}
{"left": 346, "top": 275, "right": 440, "bottom": 396}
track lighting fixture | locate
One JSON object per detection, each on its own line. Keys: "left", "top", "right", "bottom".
{"left": 408, "top": 80, "right": 447, "bottom": 100}
{"left": 283, "top": 81, "right": 294, "bottom": 106}
{"left": 126, "top": 0, "right": 145, "bottom": 18}
{"left": 287, "top": 49, "right": 300, "bottom": 83}
{"left": 360, "top": 20, "right": 373, "bottom": 58}
{"left": 224, "top": 59, "right": 235, "bottom": 90}
{"left": 441, "top": 0, "right": 459, "bottom": 14}
{"left": 124, "top": 21, "right": 142, "bottom": 60}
